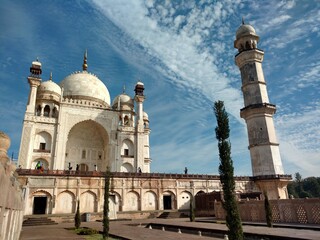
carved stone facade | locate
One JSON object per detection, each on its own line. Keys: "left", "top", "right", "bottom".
{"left": 215, "top": 198, "right": 320, "bottom": 224}
{"left": 18, "top": 56, "right": 151, "bottom": 174}
{"left": 17, "top": 170, "right": 258, "bottom": 219}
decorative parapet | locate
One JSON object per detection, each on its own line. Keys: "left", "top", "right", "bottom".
{"left": 16, "top": 169, "right": 251, "bottom": 181}
{"left": 61, "top": 97, "right": 110, "bottom": 109}
{"left": 24, "top": 114, "right": 57, "bottom": 124}
{"left": 215, "top": 198, "right": 320, "bottom": 224}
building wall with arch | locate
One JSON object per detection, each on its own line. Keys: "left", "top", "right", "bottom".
{"left": 19, "top": 174, "right": 258, "bottom": 220}
{"left": 19, "top": 83, "right": 151, "bottom": 173}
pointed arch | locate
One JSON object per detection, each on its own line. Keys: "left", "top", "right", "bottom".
{"left": 123, "top": 191, "right": 139, "bottom": 211}
{"left": 56, "top": 190, "right": 76, "bottom": 214}
{"left": 31, "top": 190, "right": 52, "bottom": 215}
{"left": 121, "top": 162, "right": 133, "bottom": 173}
{"left": 143, "top": 191, "right": 157, "bottom": 210}
{"left": 65, "top": 120, "right": 109, "bottom": 171}
{"left": 121, "top": 139, "right": 134, "bottom": 157}
{"left": 178, "top": 190, "right": 192, "bottom": 210}
{"left": 80, "top": 190, "right": 97, "bottom": 213}
{"left": 34, "top": 131, "right": 52, "bottom": 152}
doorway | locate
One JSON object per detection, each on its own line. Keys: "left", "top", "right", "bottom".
{"left": 79, "top": 163, "right": 88, "bottom": 171}
{"left": 33, "top": 196, "right": 47, "bottom": 214}
{"left": 163, "top": 195, "right": 172, "bottom": 210}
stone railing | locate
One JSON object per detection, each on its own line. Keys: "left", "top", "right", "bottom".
{"left": 16, "top": 169, "right": 251, "bottom": 181}
{"left": 215, "top": 198, "right": 320, "bottom": 224}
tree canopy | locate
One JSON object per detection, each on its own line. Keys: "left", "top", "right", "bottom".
{"left": 288, "top": 173, "right": 320, "bottom": 198}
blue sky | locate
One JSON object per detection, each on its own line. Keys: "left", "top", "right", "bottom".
{"left": 1, "top": 0, "right": 319, "bottom": 177}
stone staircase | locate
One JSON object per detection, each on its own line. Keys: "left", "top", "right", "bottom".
{"left": 23, "top": 217, "right": 58, "bottom": 226}
{"left": 157, "top": 211, "right": 188, "bottom": 219}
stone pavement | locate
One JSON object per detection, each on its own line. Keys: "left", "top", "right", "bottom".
{"left": 20, "top": 218, "right": 320, "bottom": 240}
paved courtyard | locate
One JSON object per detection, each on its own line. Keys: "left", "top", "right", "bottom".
{"left": 20, "top": 218, "right": 320, "bottom": 240}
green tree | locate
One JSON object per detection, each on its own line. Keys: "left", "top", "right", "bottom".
{"left": 264, "top": 192, "right": 273, "bottom": 228}
{"left": 189, "top": 196, "right": 195, "bottom": 222}
{"left": 303, "top": 177, "right": 320, "bottom": 197}
{"left": 74, "top": 200, "right": 81, "bottom": 229}
{"left": 103, "top": 167, "right": 111, "bottom": 239}
{"left": 214, "top": 101, "right": 244, "bottom": 240}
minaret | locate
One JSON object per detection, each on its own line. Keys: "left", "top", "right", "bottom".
{"left": 134, "top": 81, "right": 145, "bottom": 171}
{"left": 26, "top": 59, "right": 42, "bottom": 114}
{"left": 234, "top": 22, "right": 291, "bottom": 199}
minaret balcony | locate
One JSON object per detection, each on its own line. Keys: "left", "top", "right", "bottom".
{"left": 240, "top": 103, "right": 276, "bottom": 119}
{"left": 251, "top": 174, "right": 292, "bottom": 181}
{"left": 235, "top": 49, "right": 264, "bottom": 68}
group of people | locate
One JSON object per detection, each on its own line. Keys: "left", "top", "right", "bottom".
{"left": 35, "top": 161, "right": 44, "bottom": 172}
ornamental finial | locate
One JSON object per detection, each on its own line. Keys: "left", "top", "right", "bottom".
{"left": 82, "top": 50, "right": 88, "bottom": 71}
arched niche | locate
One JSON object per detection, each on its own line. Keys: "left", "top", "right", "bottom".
{"left": 120, "top": 162, "right": 133, "bottom": 173}
{"left": 143, "top": 191, "right": 157, "bottom": 210}
{"left": 178, "top": 191, "right": 192, "bottom": 210}
{"left": 123, "top": 191, "right": 139, "bottom": 211}
{"left": 56, "top": 191, "right": 75, "bottom": 214}
{"left": 121, "top": 139, "right": 134, "bottom": 157}
{"left": 80, "top": 191, "right": 96, "bottom": 213}
{"left": 32, "top": 158, "right": 49, "bottom": 170}
{"left": 34, "top": 131, "right": 52, "bottom": 152}
{"left": 65, "top": 120, "right": 109, "bottom": 171}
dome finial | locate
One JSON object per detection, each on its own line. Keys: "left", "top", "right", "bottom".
{"left": 82, "top": 50, "right": 88, "bottom": 71}
{"left": 242, "top": 17, "right": 245, "bottom": 25}
{"left": 123, "top": 84, "right": 126, "bottom": 93}
{"left": 49, "top": 72, "right": 52, "bottom": 81}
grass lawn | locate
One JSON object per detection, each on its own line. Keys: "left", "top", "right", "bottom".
{"left": 70, "top": 228, "right": 119, "bottom": 240}
{"left": 83, "top": 234, "right": 119, "bottom": 240}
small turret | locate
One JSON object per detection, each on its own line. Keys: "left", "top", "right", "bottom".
{"left": 30, "top": 59, "right": 42, "bottom": 77}
{"left": 134, "top": 81, "right": 145, "bottom": 96}
{"left": 234, "top": 20, "right": 259, "bottom": 53}
{"left": 26, "top": 59, "right": 42, "bottom": 114}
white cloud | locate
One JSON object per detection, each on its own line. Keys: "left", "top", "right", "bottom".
{"left": 276, "top": 103, "right": 320, "bottom": 176}
{"left": 89, "top": 0, "right": 244, "bottom": 119}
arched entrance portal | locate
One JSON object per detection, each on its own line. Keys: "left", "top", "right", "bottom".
{"left": 32, "top": 191, "right": 52, "bottom": 215}
{"left": 163, "top": 191, "right": 175, "bottom": 210}
{"left": 65, "top": 120, "right": 109, "bottom": 171}
{"left": 33, "top": 197, "right": 47, "bottom": 214}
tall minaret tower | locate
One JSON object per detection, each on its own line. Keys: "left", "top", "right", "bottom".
{"left": 26, "top": 59, "right": 42, "bottom": 114}
{"left": 134, "top": 81, "right": 146, "bottom": 171}
{"left": 234, "top": 21, "right": 291, "bottom": 199}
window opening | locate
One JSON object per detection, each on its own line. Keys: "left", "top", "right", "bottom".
{"left": 124, "top": 149, "right": 129, "bottom": 156}
{"left": 44, "top": 105, "right": 50, "bottom": 117}
{"left": 39, "top": 143, "right": 46, "bottom": 150}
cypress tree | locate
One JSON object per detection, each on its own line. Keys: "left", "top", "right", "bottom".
{"left": 74, "top": 200, "right": 81, "bottom": 229}
{"left": 214, "top": 101, "right": 244, "bottom": 240}
{"left": 103, "top": 167, "right": 111, "bottom": 239}
{"left": 189, "top": 196, "right": 195, "bottom": 222}
{"left": 264, "top": 192, "right": 273, "bottom": 228}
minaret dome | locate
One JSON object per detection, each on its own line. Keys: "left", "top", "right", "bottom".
{"left": 234, "top": 22, "right": 259, "bottom": 53}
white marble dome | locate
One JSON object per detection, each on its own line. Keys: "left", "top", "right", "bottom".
{"left": 60, "top": 71, "right": 110, "bottom": 105}
{"left": 38, "top": 80, "right": 62, "bottom": 96}
{"left": 112, "top": 93, "right": 133, "bottom": 107}
{"left": 236, "top": 24, "right": 256, "bottom": 39}
{"left": 143, "top": 111, "right": 149, "bottom": 120}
